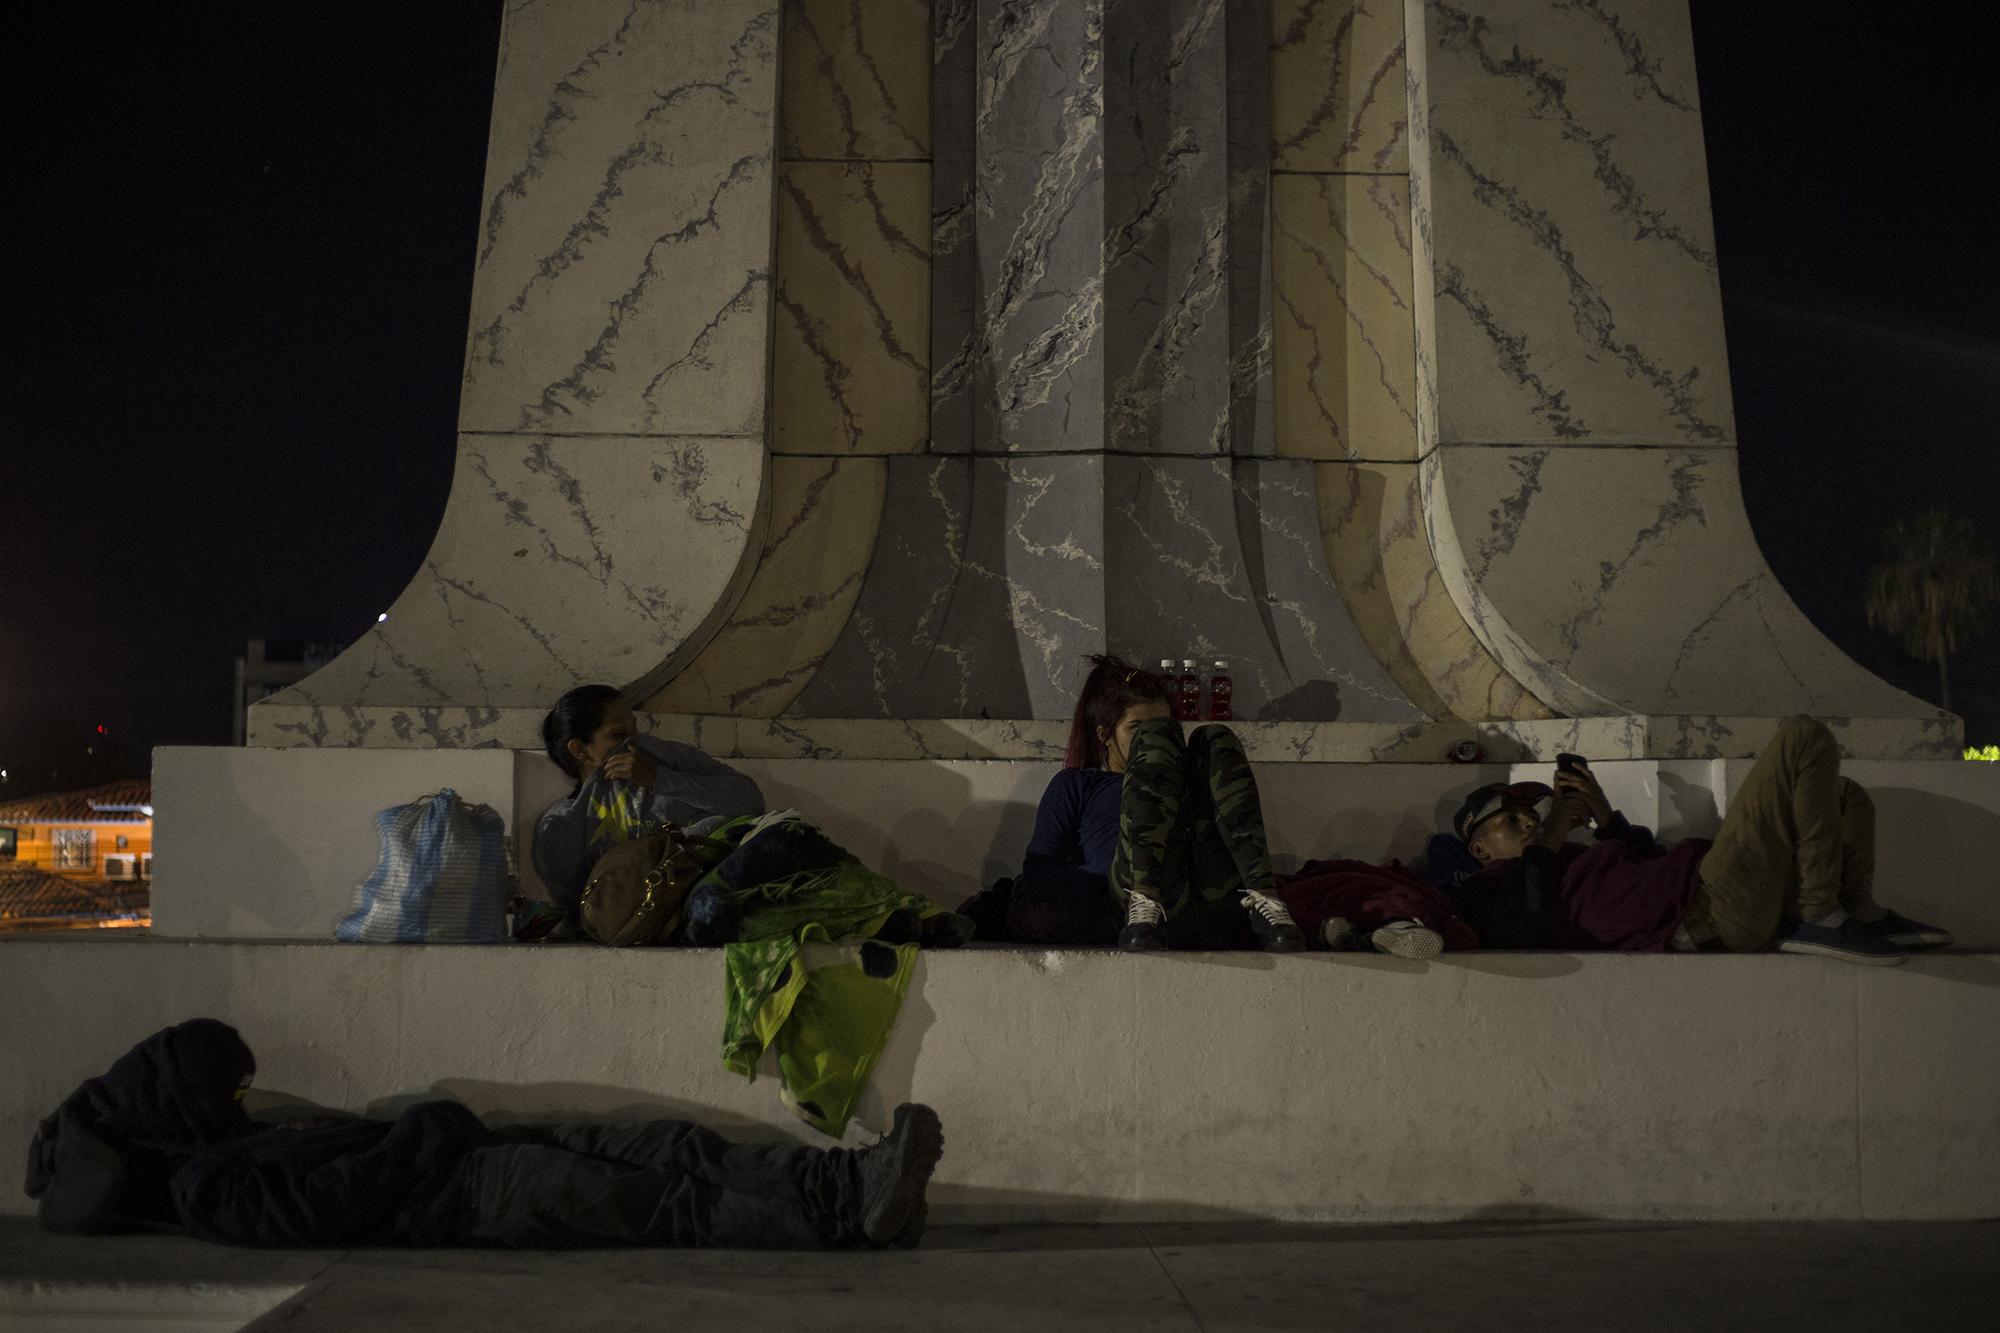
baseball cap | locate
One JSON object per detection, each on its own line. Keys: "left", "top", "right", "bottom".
{"left": 1452, "top": 780, "right": 1554, "bottom": 843}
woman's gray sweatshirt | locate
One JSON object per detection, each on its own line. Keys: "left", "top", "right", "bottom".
{"left": 531, "top": 735, "right": 764, "bottom": 915}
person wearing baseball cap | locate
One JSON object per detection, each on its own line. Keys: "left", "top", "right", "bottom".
{"left": 1427, "top": 721, "right": 1953, "bottom": 963}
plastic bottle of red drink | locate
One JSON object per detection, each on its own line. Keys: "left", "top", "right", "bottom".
{"left": 1206, "top": 660, "right": 1233, "bottom": 721}
{"left": 1177, "top": 659, "right": 1202, "bottom": 721}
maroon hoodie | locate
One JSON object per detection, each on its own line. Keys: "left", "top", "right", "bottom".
{"left": 1447, "top": 814, "right": 1709, "bottom": 951}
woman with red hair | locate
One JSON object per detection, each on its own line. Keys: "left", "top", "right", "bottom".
{"left": 999, "top": 655, "right": 1304, "bottom": 951}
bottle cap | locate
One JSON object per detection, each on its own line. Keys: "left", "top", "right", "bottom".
{"left": 1181, "top": 659, "right": 1196, "bottom": 669}
{"left": 1213, "top": 660, "right": 1229, "bottom": 670}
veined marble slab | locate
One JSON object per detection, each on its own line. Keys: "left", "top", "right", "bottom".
{"left": 1411, "top": 0, "right": 1731, "bottom": 447}
{"left": 791, "top": 452, "right": 1423, "bottom": 721}
{"left": 644, "top": 457, "right": 885, "bottom": 716}
{"left": 244, "top": 708, "right": 1963, "bottom": 762}
{"left": 1319, "top": 459, "right": 1549, "bottom": 720}
{"left": 1273, "top": 173, "right": 1420, "bottom": 460}
{"left": 1423, "top": 445, "right": 1948, "bottom": 720}
{"left": 932, "top": 0, "right": 1270, "bottom": 455}
{"left": 1272, "top": 0, "right": 1409, "bottom": 173}
{"left": 458, "top": 0, "right": 779, "bottom": 436}
{"left": 258, "top": 436, "right": 765, "bottom": 715}
{"left": 780, "top": 0, "right": 929, "bottom": 160}
{"left": 791, "top": 454, "right": 1110, "bottom": 718}
{"left": 772, "top": 162, "right": 930, "bottom": 454}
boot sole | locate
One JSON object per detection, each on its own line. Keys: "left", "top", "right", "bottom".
{"left": 861, "top": 1104, "right": 945, "bottom": 1245}
{"left": 1776, "top": 940, "right": 1907, "bottom": 966}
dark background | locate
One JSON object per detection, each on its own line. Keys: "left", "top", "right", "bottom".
{"left": 4, "top": 2, "right": 1996, "bottom": 793}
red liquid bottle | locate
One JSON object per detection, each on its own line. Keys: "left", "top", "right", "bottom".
{"left": 1177, "top": 659, "right": 1202, "bottom": 721}
{"left": 1206, "top": 660, "right": 1233, "bottom": 721}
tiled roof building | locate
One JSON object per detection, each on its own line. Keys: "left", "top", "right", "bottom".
{"left": 0, "top": 865, "right": 148, "bottom": 927}
{"left": 0, "top": 778, "right": 152, "bottom": 824}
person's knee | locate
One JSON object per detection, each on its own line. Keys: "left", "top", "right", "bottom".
{"left": 1186, "top": 723, "right": 1242, "bottom": 761}
{"left": 1776, "top": 714, "right": 1836, "bottom": 762}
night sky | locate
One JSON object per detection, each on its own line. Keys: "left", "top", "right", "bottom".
{"left": 6, "top": 2, "right": 1998, "bottom": 793}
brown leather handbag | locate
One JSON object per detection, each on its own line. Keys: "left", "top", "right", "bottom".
{"left": 579, "top": 826, "right": 706, "bottom": 946}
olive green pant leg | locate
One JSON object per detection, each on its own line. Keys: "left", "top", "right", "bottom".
{"left": 1185, "top": 724, "right": 1275, "bottom": 902}
{"left": 1111, "top": 719, "right": 1191, "bottom": 909}
{"left": 1837, "top": 777, "right": 1879, "bottom": 917}
{"left": 1695, "top": 716, "right": 1847, "bottom": 951}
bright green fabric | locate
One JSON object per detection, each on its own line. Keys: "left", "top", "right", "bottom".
{"left": 722, "top": 926, "right": 917, "bottom": 1137}
{"left": 711, "top": 818, "right": 940, "bottom": 1138}
{"left": 730, "top": 860, "right": 935, "bottom": 944}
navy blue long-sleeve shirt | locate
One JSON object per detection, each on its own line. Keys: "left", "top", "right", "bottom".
{"left": 1023, "top": 768, "right": 1124, "bottom": 876}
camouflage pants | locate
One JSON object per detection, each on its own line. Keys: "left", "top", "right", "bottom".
{"left": 1109, "top": 720, "right": 1275, "bottom": 948}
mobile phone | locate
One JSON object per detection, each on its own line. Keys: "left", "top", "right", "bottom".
{"left": 1555, "top": 752, "right": 1585, "bottom": 774}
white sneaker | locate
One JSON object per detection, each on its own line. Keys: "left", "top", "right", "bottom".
{"left": 1369, "top": 920, "right": 1443, "bottom": 961}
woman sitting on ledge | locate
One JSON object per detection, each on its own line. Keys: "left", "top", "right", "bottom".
{"left": 982, "top": 655, "right": 1304, "bottom": 951}
{"left": 532, "top": 684, "right": 766, "bottom": 924}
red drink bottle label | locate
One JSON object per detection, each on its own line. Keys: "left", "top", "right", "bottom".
{"left": 1177, "top": 663, "right": 1201, "bottom": 721}
{"left": 1207, "top": 671, "right": 1232, "bottom": 721}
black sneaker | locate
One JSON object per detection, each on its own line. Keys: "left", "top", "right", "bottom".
{"left": 1777, "top": 917, "right": 1908, "bottom": 966}
{"left": 1240, "top": 889, "right": 1307, "bottom": 952}
{"left": 1118, "top": 893, "right": 1168, "bottom": 950}
{"left": 857, "top": 1103, "right": 944, "bottom": 1246}
{"left": 1856, "top": 909, "right": 1952, "bottom": 950}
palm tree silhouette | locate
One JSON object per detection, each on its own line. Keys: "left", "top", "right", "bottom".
{"left": 1865, "top": 510, "right": 1999, "bottom": 713}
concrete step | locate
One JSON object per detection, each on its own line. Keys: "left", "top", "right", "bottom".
{"left": 149, "top": 745, "right": 2000, "bottom": 945}
{"left": 4, "top": 938, "right": 1995, "bottom": 1224}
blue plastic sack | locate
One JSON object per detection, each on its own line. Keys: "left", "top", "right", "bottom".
{"left": 335, "top": 789, "right": 508, "bottom": 943}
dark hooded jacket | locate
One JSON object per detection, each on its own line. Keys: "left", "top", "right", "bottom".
{"left": 25, "top": 1019, "right": 487, "bottom": 1248}
{"left": 24, "top": 1019, "right": 257, "bottom": 1234}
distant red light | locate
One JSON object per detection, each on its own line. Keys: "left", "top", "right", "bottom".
{"left": 96, "top": 724, "right": 108, "bottom": 735}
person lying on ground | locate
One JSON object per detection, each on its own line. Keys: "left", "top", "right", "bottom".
{"left": 532, "top": 684, "right": 765, "bottom": 922}
{"left": 1425, "top": 717, "right": 1953, "bottom": 965}
{"left": 966, "top": 655, "right": 1304, "bottom": 951}
{"left": 27, "top": 1019, "right": 945, "bottom": 1251}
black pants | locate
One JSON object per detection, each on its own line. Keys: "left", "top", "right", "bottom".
{"left": 449, "top": 1120, "right": 864, "bottom": 1249}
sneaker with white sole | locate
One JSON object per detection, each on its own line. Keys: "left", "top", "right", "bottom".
{"left": 1369, "top": 919, "right": 1444, "bottom": 960}
{"left": 1855, "top": 909, "right": 1952, "bottom": 950}
{"left": 1118, "top": 892, "right": 1168, "bottom": 951}
{"left": 1777, "top": 917, "right": 1908, "bottom": 966}
{"left": 1240, "top": 889, "right": 1306, "bottom": 952}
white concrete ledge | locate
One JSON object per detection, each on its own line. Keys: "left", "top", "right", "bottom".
{"left": 150, "top": 746, "right": 2000, "bottom": 947}
{"left": 4, "top": 940, "right": 1995, "bottom": 1224}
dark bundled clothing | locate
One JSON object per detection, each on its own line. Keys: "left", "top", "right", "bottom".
{"left": 24, "top": 1019, "right": 255, "bottom": 1234}
{"left": 1275, "top": 859, "right": 1479, "bottom": 950}
{"left": 1426, "top": 816, "right": 1708, "bottom": 951}
{"left": 172, "top": 1101, "right": 485, "bottom": 1248}
{"left": 28, "top": 1021, "right": 889, "bottom": 1252}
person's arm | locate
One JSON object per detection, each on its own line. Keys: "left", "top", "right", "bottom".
{"left": 1556, "top": 764, "right": 1657, "bottom": 849}
{"left": 1023, "top": 771, "right": 1080, "bottom": 871}
{"left": 635, "top": 737, "right": 764, "bottom": 823}
{"left": 531, "top": 794, "right": 593, "bottom": 915}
